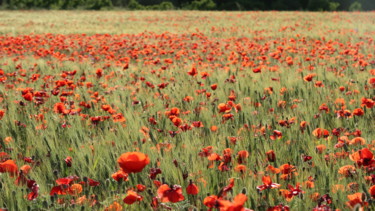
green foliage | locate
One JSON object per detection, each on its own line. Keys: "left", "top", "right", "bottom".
{"left": 183, "top": 0, "right": 216, "bottom": 10}
{"left": 3, "top": 0, "right": 112, "bottom": 9}
{"left": 158, "top": 1, "right": 174, "bottom": 9}
{"left": 128, "top": 0, "right": 174, "bottom": 10}
{"left": 128, "top": 0, "right": 144, "bottom": 9}
{"left": 307, "top": 0, "right": 331, "bottom": 10}
{"left": 329, "top": 1, "right": 340, "bottom": 10}
{"left": 348, "top": 1, "right": 362, "bottom": 10}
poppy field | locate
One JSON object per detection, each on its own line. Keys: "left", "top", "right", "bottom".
{"left": 0, "top": 11, "right": 374, "bottom": 210}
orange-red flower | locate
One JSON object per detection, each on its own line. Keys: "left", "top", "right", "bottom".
{"left": 123, "top": 190, "right": 143, "bottom": 205}
{"left": 346, "top": 192, "right": 368, "bottom": 209}
{"left": 338, "top": 165, "right": 356, "bottom": 177}
{"left": 157, "top": 184, "right": 185, "bottom": 203}
{"left": 117, "top": 152, "right": 150, "bottom": 173}
{"left": 312, "top": 128, "right": 329, "bottom": 139}
{"left": 369, "top": 185, "right": 375, "bottom": 198}
{"left": 0, "top": 109, "right": 4, "bottom": 120}
{"left": 279, "top": 163, "right": 297, "bottom": 179}
{"left": 303, "top": 73, "right": 316, "bottom": 82}
{"left": 352, "top": 108, "right": 364, "bottom": 116}
{"left": 68, "top": 184, "right": 83, "bottom": 196}
{"left": 350, "top": 148, "right": 375, "bottom": 168}
{"left": 257, "top": 176, "right": 280, "bottom": 191}
{"left": 186, "top": 180, "right": 199, "bottom": 195}
{"left": 0, "top": 159, "right": 18, "bottom": 176}
{"left": 112, "top": 170, "right": 129, "bottom": 181}
{"left": 105, "top": 202, "right": 123, "bottom": 211}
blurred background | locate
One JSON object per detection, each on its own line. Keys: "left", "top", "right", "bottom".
{"left": 0, "top": 0, "right": 374, "bottom": 11}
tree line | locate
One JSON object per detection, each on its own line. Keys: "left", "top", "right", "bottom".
{"left": 0, "top": 0, "right": 373, "bottom": 11}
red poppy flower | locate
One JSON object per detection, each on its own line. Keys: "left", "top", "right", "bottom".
{"left": 303, "top": 73, "right": 316, "bottom": 82}
{"left": 187, "top": 66, "right": 197, "bottom": 76}
{"left": 27, "top": 180, "right": 39, "bottom": 201}
{"left": 0, "top": 159, "right": 18, "bottom": 176}
{"left": 123, "top": 190, "right": 143, "bottom": 205}
{"left": 369, "top": 185, "right": 375, "bottom": 198}
{"left": 111, "top": 170, "right": 129, "bottom": 182}
{"left": 68, "top": 184, "right": 83, "bottom": 196}
{"left": 352, "top": 108, "right": 364, "bottom": 116}
{"left": 350, "top": 148, "right": 375, "bottom": 167}
{"left": 312, "top": 128, "right": 329, "bottom": 139}
{"left": 346, "top": 193, "right": 368, "bottom": 209}
{"left": 157, "top": 184, "right": 185, "bottom": 203}
{"left": 117, "top": 152, "right": 150, "bottom": 173}
{"left": 79, "top": 178, "right": 100, "bottom": 187}
{"left": 257, "top": 176, "right": 280, "bottom": 191}
{"left": 203, "top": 195, "right": 219, "bottom": 208}
{"left": 0, "top": 110, "right": 4, "bottom": 120}
{"left": 186, "top": 180, "right": 199, "bottom": 195}
{"left": 136, "top": 184, "right": 146, "bottom": 192}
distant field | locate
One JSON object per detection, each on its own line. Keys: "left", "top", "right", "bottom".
{"left": 0, "top": 11, "right": 374, "bottom": 210}
{"left": 0, "top": 11, "right": 374, "bottom": 37}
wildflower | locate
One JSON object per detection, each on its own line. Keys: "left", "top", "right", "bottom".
{"left": 117, "top": 152, "right": 150, "bottom": 173}
{"left": 157, "top": 184, "right": 185, "bottom": 203}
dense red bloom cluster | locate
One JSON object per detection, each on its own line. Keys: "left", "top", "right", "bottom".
{"left": 0, "top": 12, "right": 374, "bottom": 210}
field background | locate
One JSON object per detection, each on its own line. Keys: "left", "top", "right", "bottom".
{"left": 0, "top": 11, "right": 374, "bottom": 36}
{"left": 0, "top": 11, "right": 374, "bottom": 211}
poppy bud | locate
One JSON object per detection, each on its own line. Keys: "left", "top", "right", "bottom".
{"left": 182, "top": 171, "right": 189, "bottom": 180}
{"left": 64, "top": 156, "right": 72, "bottom": 167}
{"left": 266, "top": 150, "right": 276, "bottom": 162}
{"left": 173, "top": 159, "right": 178, "bottom": 168}
{"left": 42, "top": 200, "right": 48, "bottom": 208}
{"left": 186, "top": 180, "right": 199, "bottom": 195}
{"left": 242, "top": 188, "right": 247, "bottom": 194}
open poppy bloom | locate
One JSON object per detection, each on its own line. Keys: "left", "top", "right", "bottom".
{"left": 111, "top": 170, "right": 129, "bottom": 181}
{"left": 79, "top": 177, "right": 100, "bottom": 187}
{"left": 237, "top": 150, "right": 249, "bottom": 164}
{"left": 27, "top": 180, "right": 39, "bottom": 201}
{"left": 157, "top": 184, "right": 185, "bottom": 203}
{"left": 68, "top": 184, "right": 83, "bottom": 196}
{"left": 287, "top": 183, "right": 304, "bottom": 197}
{"left": 350, "top": 148, "right": 375, "bottom": 169}
{"left": 123, "top": 190, "right": 143, "bottom": 205}
{"left": 312, "top": 128, "right": 329, "bottom": 139}
{"left": 338, "top": 165, "right": 356, "bottom": 177}
{"left": 218, "top": 193, "right": 250, "bottom": 211}
{"left": 369, "top": 185, "right": 375, "bottom": 198}
{"left": 117, "top": 152, "right": 150, "bottom": 173}
{"left": 267, "top": 204, "right": 290, "bottom": 211}
{"left": 270, "top": 130, "right": 282, "bottom": 140}
{"left": 0, "top": 159, "right": 18, "bottom": 176}
{"left": 279, "top": 163, "right": 297, "bottom": 180}
{"left": 50, "top": 176, "right": 79, "bottom": 196}
{"left": 203, "top": 195, "right": 219, "bottom": 209}
{"left": 257, "top": 176, "right": 280, "bottom": 191}
{"left": 346, "top": 192, "right": 368, "bottom": 209}
{"left": 303, "top": 73, "right": 316, "bottom": 82}
{"left": 105, "top": 201, "right": 123, "bottom": 211}
{"left": 203, "top": 193, "right": 251, "bottom": 211}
